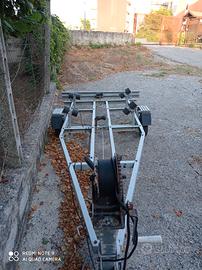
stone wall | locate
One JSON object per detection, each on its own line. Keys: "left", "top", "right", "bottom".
{"left": 6, "top": 37, "right": 23, "bottom": 64}
{"left": 70, "top": 30, "right": 135, "bottom": 45}
{"left": 0, "top": 83, "right": 56, "bottom": 270}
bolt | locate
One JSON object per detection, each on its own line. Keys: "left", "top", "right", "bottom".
{"left": 127, "top": 202, "right": 134, "bottom": 210}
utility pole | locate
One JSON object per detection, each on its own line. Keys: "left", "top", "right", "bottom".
{"left": 44, "top": 0, "right": 51, "bottom": 94}
{"left": 0, "top": 20, "right": 23, "bottom": 167}
{"left": 83, "top": 0, "right": 87, "bottom": 30}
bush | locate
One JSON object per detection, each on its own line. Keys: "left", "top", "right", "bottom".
{"left": 89, "top": 43, "right": 112, "bottom": 49}
{"left": 50, "top": 15, "right": 71, "bottom": 81}
{"left": 188, "top": 43, "right": 195, "bottom": 48}
{"left": 178, "top": 32, "right": 185, "bottom": 45}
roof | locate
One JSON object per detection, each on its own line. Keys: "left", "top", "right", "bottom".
{"left": 176, "top": 0, "right": 202, "bottom": 18}
{"left": 189, "top": 0, "right": 202, "bottom": 11}
{"left": 185, "top": 10, "right": 202, "bottom": 18}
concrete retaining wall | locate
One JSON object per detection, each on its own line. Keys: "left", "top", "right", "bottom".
{"left": 70, "top": 30, "right": 135, "bottom": 46}
{"left": 6, "top": 37, "right": 23, "bottom": 64}
{"left": 0, "top": 83, "right": 56, "bottom": 270}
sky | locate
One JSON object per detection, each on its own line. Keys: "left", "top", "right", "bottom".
{"left": 51, "top": 0, "right": 199, "bottom": 28}
{"left": 51, "top": 0, "right": 95, "bottom": 28}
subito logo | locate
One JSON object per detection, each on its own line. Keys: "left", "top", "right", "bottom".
{"left": 8, "top": 251, "right": 19, "bottom": 262}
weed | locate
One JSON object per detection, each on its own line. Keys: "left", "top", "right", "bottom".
{"left": 135, "top": 42, "right": 142, "bottom": 46}
{"left": 89, "top": 43, "right": 113, "bottom": 49}
{"left": 167, "top": 64, "right": 202, "bottom": 77}
{"left": 147, "top": 64, "right": 202, "bottom": 78}
{"left": 42, "top": 238, "right": 49, "bottom": 245}
{"left": 148, "top": 71, "right": 168, "bottom": 77}
{"left": 188, "top": 43, "right": 195, "bottom": 48}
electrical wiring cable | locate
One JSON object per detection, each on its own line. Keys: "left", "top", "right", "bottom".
{"left": 102, "top": 211, "right": 138, "bottom": 266}
{"left": 123, "top": 211, "right": 131, "bottom": 270}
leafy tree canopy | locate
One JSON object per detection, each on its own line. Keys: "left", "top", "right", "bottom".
{"left": 154, "top": 7, "right": 172, "bottom": 16}
{"left": 136, "top": 7, "right": 172, "bottom": 42}
{"left": 0, "top": 0, "right": 46, "bottom": 36}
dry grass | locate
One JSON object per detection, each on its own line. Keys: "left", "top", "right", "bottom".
{"left": 58, "top": 45, "right": 166, "bottom": 86}
{"left": 45, "top": 129, "right": 91, "bottom": 270}
{"left": 58, "top": 45, "right": 202, "bottom": 87}
{"left": 148, "top": 64, "right": 202, "bottom": 78}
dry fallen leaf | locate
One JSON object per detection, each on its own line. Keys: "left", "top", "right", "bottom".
{"left": 45, "top": 128, "right": 91, "bottom": 270}
{"left": 173, "top": 209, "right": 183, "bottom": 217}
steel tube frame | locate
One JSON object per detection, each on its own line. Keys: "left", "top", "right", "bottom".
{"left": 116, "top": 113, "right": 145, "bottom": 255}
{"left": 72, "top": 160, "right": 136, "bottom": 171}
{"left": 64, "top": 124, "right": 140, "bottom": 131}
{"left": 59, "top": 92, "right": 162, "bottom": 267}
{"left": 64, "top": 98, "right": 137, "bottom": 104}
{"left": 106, "top": 101, "right": 116, "bottom": 156}
{"left": 90, "top": 101, "right": 96, "bottom": 161}
{"left": 62, "top": 90, "right": 139, "bottom": 97}
{"left": 59, "top": 116, "right": 99, "bottom": 252}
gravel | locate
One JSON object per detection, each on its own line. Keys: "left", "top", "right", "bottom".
{"left": 19, "top": 71, "right": 202, "bottom": 270}
{"left": 69, "top": 71, "right": 202, "bottom": 270}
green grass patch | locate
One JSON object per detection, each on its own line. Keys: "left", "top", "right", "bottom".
{"left": 89, "top": 43, "right": 113, "bottom": 49}
{"left": 147, "top": 64, "right": 202, "bottom": 78}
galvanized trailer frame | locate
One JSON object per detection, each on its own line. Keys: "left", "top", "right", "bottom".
{"left": 58, "top": 91, "right": 162, "bottom": 269}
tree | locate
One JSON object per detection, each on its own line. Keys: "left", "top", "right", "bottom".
{"left": 80, "top": 18, "right": 91, "bottom": 31}
{"left": 0, "top": 0, "right": 46, "bottom": 36}
{"left": 136, "top": 7, "right": 172, "bottom": 42}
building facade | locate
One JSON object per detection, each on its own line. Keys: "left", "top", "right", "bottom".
{"left": 97, "top": 0, "right": 135, "bottom": 33}
{"left": 134, "top": 0, "right": 200, "bottom": 33}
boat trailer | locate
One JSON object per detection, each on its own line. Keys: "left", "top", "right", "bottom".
{"left": 51, "top": 89, "right": 162, "bottom": 270}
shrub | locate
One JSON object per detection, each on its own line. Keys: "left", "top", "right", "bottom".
{"left": 50, "top": 15, "right": 71, "bottom": 80}
{"left": 188, "top": 43, "right": 195, "bottom": 48}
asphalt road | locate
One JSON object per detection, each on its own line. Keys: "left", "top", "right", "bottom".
{"left": 147, "top": 45, "right": 202, "bottom": 69}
